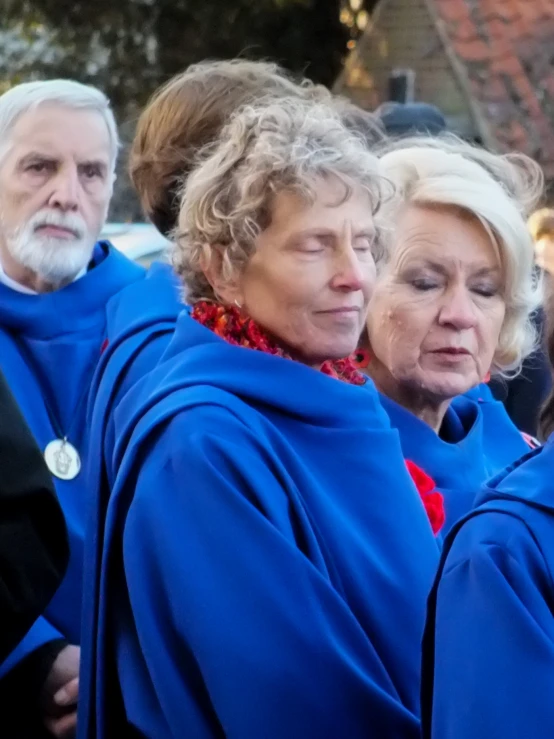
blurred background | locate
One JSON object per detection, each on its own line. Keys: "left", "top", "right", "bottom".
{"left": 3, "top": 0, "right": 554, "bottom": 229}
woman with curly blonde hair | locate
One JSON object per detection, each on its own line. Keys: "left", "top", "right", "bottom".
{"left": 80, "top": 63, "right": 384, "bottom": 726}
{"left": 83, "top": 96, "right": 441, "bottom": 739}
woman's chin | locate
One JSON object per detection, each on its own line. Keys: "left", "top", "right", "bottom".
{"left": 421, "top": 371, "right": 476, "bottom": 402}
{"left": 292, "top": 339, "right": 360, "bottom": 367}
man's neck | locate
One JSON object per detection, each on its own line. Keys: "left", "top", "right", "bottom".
{"left": 3, "top": 260, "right": 62, "bottom": 293}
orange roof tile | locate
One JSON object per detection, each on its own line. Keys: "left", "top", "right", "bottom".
{"left": 432, "top": 0, "right": 554, "bottom": 176}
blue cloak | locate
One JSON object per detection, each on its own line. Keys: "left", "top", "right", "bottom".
{"left": 79, "top": 261, "right": 183, "bottom": 722}
{"left": 85, "top": 261, "right": 183, "bottom": 489}
{"left": 80, "top": 311, "right": 440, "bottom": 739}
{"left": 379, "top": 391, "right": 530, "bottom": 536}
{"left": 422, "top": 438, "right": 554, "bottom": 739}
{"left": 0, "top": 243, "right": 144, "bottom": 676}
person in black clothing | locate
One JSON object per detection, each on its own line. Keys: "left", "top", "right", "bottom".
{"left": 0, "top": 377, "right": 69, "bottom": 738}
{"left": 488, "top": 307, "right": 551, "bottom": 437}
{"left": 0, "top": 368, "right": 68, "bottom": 662}
{"left": 488, "top": 210, "right": 554, "bottom": 437}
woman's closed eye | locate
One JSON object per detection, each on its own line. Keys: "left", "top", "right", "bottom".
{"left": 411, "top": 277, "right": 440, "bottom": 291}
{"left": 470, "top": 283, "right": 499, "bottom": 298}
{"left": 298, "top": 237, "right": 326, "bottom": 253}
{"left": 353, "top": 234, "right": 375, "bottom": 252}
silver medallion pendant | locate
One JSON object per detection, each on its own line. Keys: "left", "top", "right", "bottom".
{"left": 44, "top": 439, "right": 81, "bottom": 481}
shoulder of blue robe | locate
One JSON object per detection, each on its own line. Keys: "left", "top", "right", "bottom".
{"left": 422, "top": 440, "right": 554, "bottom": 739}
{"left": 80, "top": 261, "right": 184, "bottom": 726}
{"left": 0, "top": 242, "right": 145, "bottom": 678}
{"left": 461, "top": 382, "right": 534, "bottom": 451}
{"left": 79, "top": 311, "right": 440, "bottom": 739}
{"left": 85, "top": 259, "right": 183, "bottom": 442}
{"left": 0, "top": 242, "right": 144, "bottom": 674}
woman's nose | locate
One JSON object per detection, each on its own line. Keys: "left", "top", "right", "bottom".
{"left": 438, "top": 288, "right": 478, "bottom": 330}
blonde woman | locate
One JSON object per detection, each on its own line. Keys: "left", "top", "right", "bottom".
{"left": 359, "top": 136, "right": 543, "bottom": 533}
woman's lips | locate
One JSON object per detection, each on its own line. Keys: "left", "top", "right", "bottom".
{"left": 431, "top": 347, "right": 470, "bottom": 355}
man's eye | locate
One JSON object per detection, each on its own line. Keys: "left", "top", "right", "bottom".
{"left": 81, "top": 165, "right": 101, "bottom": 179}
{"left": 27, "top": 162, "right": 51, "bottom": 173}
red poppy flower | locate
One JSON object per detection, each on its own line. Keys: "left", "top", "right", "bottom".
{"left": 405, "top": 460, "right": 445, "bottom": 535}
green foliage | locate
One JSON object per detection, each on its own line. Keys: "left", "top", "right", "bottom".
{"left": 1, "top": 0, "right": 349, "bottom": 219}
{"left": 2, "top": 0, "right": 348, "bottom": 105}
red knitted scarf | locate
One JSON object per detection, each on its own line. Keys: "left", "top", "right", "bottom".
{"left": 192, "top": 301, "right": 445, "bottom": 535}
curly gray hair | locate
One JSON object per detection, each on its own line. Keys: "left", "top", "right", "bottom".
{"left": 173, "top": 96, "right": 388, "bottom": 302}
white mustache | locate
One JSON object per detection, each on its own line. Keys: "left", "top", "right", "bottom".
{"left": 28, "top": 210, "right": 86, "bottom": 240}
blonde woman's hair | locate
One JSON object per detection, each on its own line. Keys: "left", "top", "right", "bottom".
{"left": 377, "top": 135, "right": 544, "bottom": 375}
{"left": 174, "top": 96, "right": 387, "bottom": 302}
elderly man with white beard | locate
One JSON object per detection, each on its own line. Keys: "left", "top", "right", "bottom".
{"left": 0, "top": 80, "right": 145, "bottom": 738}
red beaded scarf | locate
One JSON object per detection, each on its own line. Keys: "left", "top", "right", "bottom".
{"left": 192, "top": 300, "right": 367, "bottom": 385}
{"left": 192, "top": 301, "right": 445, "bottom": 535}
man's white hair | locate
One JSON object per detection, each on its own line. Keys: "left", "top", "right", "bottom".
{"left": 0, "top": 79, "right": 119, "bottom": 170}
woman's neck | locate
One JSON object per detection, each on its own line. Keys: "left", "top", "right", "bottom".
{"left": 191, "top": 300, "right": 366, "bottom": 386}
{"left": 366, "top": 363, "right": 451, "bottom": 433}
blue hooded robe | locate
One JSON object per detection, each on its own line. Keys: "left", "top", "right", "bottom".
{"left": 379, "top": 391, "right": 530, "bottom": 536}
{"left": 79, "top": 261, "right": 183, "bottom": 723}
{"left": 79, "top": 310, "right": 440, "bottom": 739}
{"left": 0, "top": 243, "right": 144, "bottom": 677}
{"left": 422, "top": 438, "right": 554, "bottom": 739}
{"left": 464, "top": 382, "right": 538, "bottom": 444}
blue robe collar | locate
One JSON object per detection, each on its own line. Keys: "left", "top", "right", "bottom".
{"left": 0, "top": 242, "right": 144, "bottom": 336}
{"left": 114, "top": 309, "right": 384, "bottom": 453}
{"left": 379, "top": 393, "right": 487, "bottom": 482}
